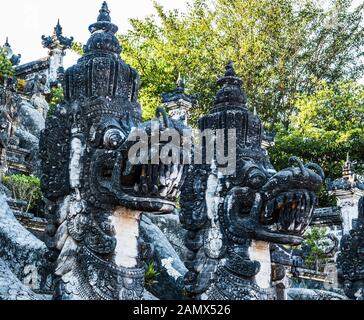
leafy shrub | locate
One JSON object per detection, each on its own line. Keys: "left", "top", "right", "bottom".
{"left": 145, "top": 262, "right": 160, "bottom": 288}
{"left": 2, "top": 174, "right": 42, "bottom": 212}
{"left": 48, "top": 86, "right": 64, "bottom": 116}
{"left": 303, "top": 227, "right": 331, "bottom": 272}
{"left": 0, "top": 49, "right": 14, "bottom": 80}
{"left": 71, "top": 42, "right": 84, "bottom": 56}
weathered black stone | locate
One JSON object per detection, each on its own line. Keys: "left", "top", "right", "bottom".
{"left": 40, "top": 2, "right": 186, "bottom": 300}
{"left": 180, "top": 62, "right": 324, "bottom": 300}
{"left": 162, "top": 76, "right": 197, "bottom": 105}
{"left": 15, "top": 59, "right": 50, "bottom": 80}
{"left": 337, "top": 197, "right": 364, "bottom": 300}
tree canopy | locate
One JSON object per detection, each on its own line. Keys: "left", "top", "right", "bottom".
{"left": 269, "top": 80, "right": 364, "bottom": 179}
{"left": 118, "top": 0, "right": 364, "bottom": 125}
{"left": 302, "top": 227, "right": 331, "bottom": 271}
{"left": 269, "top": 79, "right": 364, "bottom": 207}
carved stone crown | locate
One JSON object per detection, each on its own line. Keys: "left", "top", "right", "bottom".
{"left": 86, "top": 1, "right": 121, "bottom": 55}
{"left": 199, "top": 62, "right": 263, "bottom": 153}
{"left": 63, "top": 1, "right": 140, "bottom": 123}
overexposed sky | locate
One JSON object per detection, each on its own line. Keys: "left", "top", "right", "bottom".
{"left": 0, "top": 0, "right": 188, "bottom": 67}
{"left": 0, "top": 0, "right": 362, "bottom": 69}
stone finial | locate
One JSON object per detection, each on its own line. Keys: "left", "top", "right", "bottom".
{"left": 98, "top": 1, "right": 111, "bottom": 22}
{"left": 89, "top": 1, "right": 118, "bottom": 34}
{"left": 343, "top": 153, "right": 355, "bottom": 181}
{"left": 54, "top": 19, "right": 62, "bottom": 37}
{"left": 175, "top": 73, "right": 185, "bottom": 94}
{"left": 3, "top": 37, "right": 12, "bottom": 57}
{"left": 42, "top": 20, "right": 74, "bottom": 51}
{"left": 162, "top": 74, "right": 196, "bottom": 104}
{"left": 215, "top": 61, "right": 247, "bottom": 107}
{"left": 161, "top": 74, "right": 197, "bottom": 124}
{"left": 85, "top": 2, "right": 120, "bottom": 54}
{"left": 2, "top": 37, "right": 21, "bottom": 66}
{"left": 224, "top": 60, "right": 237, "bottom": 77}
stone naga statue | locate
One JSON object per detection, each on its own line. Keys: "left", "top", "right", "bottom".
{"left": 180, "top": 62, "right": 324, "bottom": 300}
{"left": 337, "top": 197, "right": 364, "bottom": 300}
{"left": 40, "top": 2, "right": 185, "bottom": 300}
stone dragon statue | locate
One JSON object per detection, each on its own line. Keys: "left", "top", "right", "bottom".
{"left": 1, "top": 1, "right": 362, "bottom": 303}
{"left": 40, "top": 2, "right": 185, "bottom": 300}
{"left": 180, "top": 62, "right": 325, "bottom": 300}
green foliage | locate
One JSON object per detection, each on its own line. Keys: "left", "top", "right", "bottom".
{"left": 48, "top": 87, "right": 64, "bottom": 116}
{"left": 302, "top": 227, "right": 331, "bottom": 271}
{"left": 0, "top": 48, "right": 14, "bottom": 80}
{"left": 145, "top": 262, "right": 160, "bottom": 288}
{"left": 119, "top": 0, "right": 364, "bottom": 125}
{"left": 269, "top": 80, "right": 364, "bottom": 206}
{"left": 269, "top": 80, "right": 364, "bottom": 179}
{"left": 317, "top": 185, "right": 337, "bottom": 208}
{"left": 71, "top": 42, "right": 84, "bottom": 56}
{"left": 2, "top": 175, "right": 42, "bottom": 212}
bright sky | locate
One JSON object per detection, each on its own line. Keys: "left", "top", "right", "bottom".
{"left": 0, "top": 0, "right": 188, "bottom": 68}
{"left": 0, "top": 0, "right": 362, "bottom": 70}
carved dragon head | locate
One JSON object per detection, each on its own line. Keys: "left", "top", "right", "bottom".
{"left": 224, "top": 156, "right": 324, "bottom": 247}
{"left": 180, "top": 62, "right": 324, "bottom": 299}
{"left": 40, "top": 3, "right": 185, "bottom": 300}
{"left": 40, "top": 3, "right": 184, "bottom": 215}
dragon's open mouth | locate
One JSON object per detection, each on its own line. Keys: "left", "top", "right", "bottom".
{"left": 95, "top": 111, "right": 187, "bottom": 213}
{"left": 120, "top": 163, "right": 183, "bottom": 201}
{"left": 257, "top": 190, "right": 316, "bottom": 244}
{"left": 97, "top": 156, "right": 184, "bottom": 213}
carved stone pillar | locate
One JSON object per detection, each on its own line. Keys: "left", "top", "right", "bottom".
{"left": 41, "top": 20, "right": 73, "bottom": 86}
{"left": 162, "top": 75, "right": 196, "bottom": 126}
{"left": 337, "top": 197, "right": 364, "bottom": 300}
{"left": 335, "top": 190, "right": 364, "bottom": 235}
{"left": 329, "top": 155, "right": 364, "bottom": 235}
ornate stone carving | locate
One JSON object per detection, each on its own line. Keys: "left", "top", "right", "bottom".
{"left": 40, "top": 2, "right": 185, "bottom": 300}
{"left": 42, "top": 20, "right": 74, "bottom": 52}
{"left": 337, "top": 196, "right": 364, "bottom": 300}
{"left": 2, "top": 38, "right": 21, "bottom": 66}
{"left": 42, "top": 20, "right": 73, "bottom": 86}
{"left": 0, "top": 79, "right": 21, "bottom": 177}
{"left": 162, "top": 75, "right": 197, "bottom": 125}
{"left": 180, "top": 62, "right": 324, "bottom": 300}
{"left": 24, "top": 74, "right": 50, "bottom": 119}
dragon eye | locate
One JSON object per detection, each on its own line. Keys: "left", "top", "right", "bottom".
{"left": 103, "top": 128, "right": 125, "bottom": 150}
